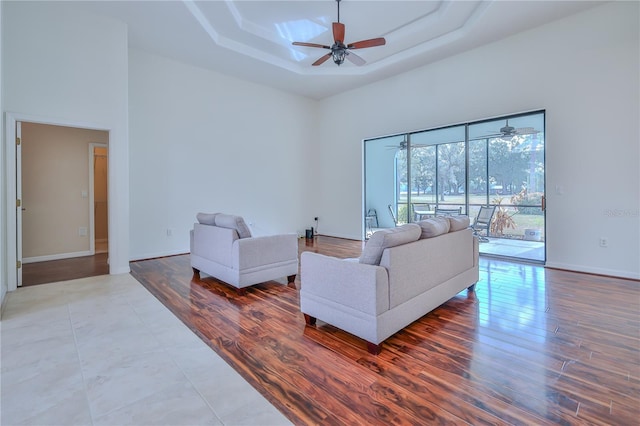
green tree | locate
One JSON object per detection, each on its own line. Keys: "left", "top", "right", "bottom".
{"left": 488, "top": 136, "right": 529, "bottom": 195}
{"left": 437, "top": 142, "right": 465, "bottom": 200}
{"left": 411, "top": 146, "right": 435, "bottom": 195}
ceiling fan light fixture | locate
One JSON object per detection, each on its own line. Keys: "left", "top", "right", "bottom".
{"left": 332, "top": 47, "right": 346, "bottom": 65}
{"left": 291, "top": 0, "right": 386, "bottom": 67}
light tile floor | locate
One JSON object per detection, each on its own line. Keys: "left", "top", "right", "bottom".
{"left": 1, "top": 274, "right": 292, "bottom": 426}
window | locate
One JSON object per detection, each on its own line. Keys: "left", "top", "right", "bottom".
{"left": 364, "top": 111, "right": 545, "bottom": 262}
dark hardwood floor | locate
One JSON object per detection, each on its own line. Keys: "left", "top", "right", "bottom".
{"left": 129, "top": 236, "right": 640, "bottom": 425}
{"left": 21, "top": 253, "right": 109, "bottom": 286}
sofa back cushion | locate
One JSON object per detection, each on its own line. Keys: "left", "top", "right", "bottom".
{"left": 214, "top": 214, "right": 252, "bottom": 238}
{"left": 416, "top": 217, "right": 450, "bottom": 239}
{"left": 196, "top": 212, "right": 219, "bottom": 225}
{"left": 448, "top": 215, "right": 470, "bottom": 232}
{"left": 359, "top": 223, "right": 421, "bottom": 265}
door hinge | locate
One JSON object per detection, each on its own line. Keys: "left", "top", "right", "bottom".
{"left": 16, "top": 137, "right": 21, "bottom": 146}
{"left": 17, "top": 199, "right": 21, "bottom": 208}
{"left": 17, "top": 261, "right": 22, "bottom": 269}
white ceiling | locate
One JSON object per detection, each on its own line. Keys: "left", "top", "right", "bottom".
{"left": 76, "top": 0, "right": 605, "bottom": 99}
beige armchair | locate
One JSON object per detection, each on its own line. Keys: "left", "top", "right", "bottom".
{"left": 190, "top": 213, "right": 298, "bottom": 295}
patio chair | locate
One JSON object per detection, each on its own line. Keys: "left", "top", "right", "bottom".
{"left": 387, "top": 204, "right": 398, "bottom": 226}
{"left": 472, "top": 205, "right": 496, "bottom": 242}
{"left": 412, "top": 203, "right": 432, "bottom": 221}
{"left": 365, "top": 208, "right": 378, "bottom": 236}
{"left": 434, "top": 207, "right": 462, "bottom": 216}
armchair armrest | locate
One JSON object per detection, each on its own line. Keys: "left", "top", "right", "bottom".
{"left": 233, "top": 233, "right": 298, "bottom": 270}
{"left": 301, "top": 252, "right": 390, "bottom": 315}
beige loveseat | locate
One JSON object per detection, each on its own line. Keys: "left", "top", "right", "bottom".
{"left": 190, "top": 213, "right": 298, "bottom": 294}
{"left": 300, "top": 217, "right": 479, "bottom": 353}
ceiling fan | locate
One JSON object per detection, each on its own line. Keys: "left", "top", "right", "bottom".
{"left": 485, "top": 119, "right": 540, "bottom": 139}
{"left": 291, "top": 0, "right": 386, "bottom": 66}
{"left": 386, "top": 140, "right": 428, "bottom": 150}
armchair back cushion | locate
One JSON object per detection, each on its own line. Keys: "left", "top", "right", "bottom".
{"left": 359, "top": 223, "right": 421, "bottom": 265}
{"left": 196, "top": 212, "right": 219, "bottom": 225}
{"left": 213, "top": 213, "right": 252, "bottom": 238}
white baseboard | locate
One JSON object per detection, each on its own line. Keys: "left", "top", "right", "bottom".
{"left": 23, "top": 250, "right": 93, "bottom": 264}
{"left": 129, "top": 249, "right": 189, "bottom": 262}
{"left": 545, "top": 261, "right": 640, "bottom": 280}
{"left": 109, "top": 266, "right": 131, "bottom": 275}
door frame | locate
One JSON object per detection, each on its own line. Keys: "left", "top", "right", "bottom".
{"left": 89, "top": 143, "right": 108, "bottom": 255}
{"left": 5, "top": 112, "right": 112, "bottom": 291}
{"left": 363, "top": 110, "right": 546, "bottom": 263}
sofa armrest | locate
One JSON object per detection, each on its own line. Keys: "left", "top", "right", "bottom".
{"left": 301, "top": 252, "right": 390, "bottom": 315}
{"left": 232, "top": 233, "right": 298, "bottom": 270}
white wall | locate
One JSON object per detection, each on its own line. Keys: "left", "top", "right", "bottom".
{"left": 1, "top": 0, "right": 130, "bottom": 296}
{"left": 0, "top": 0, "right": 5, "bottom": 310}
{"left": 314, "top": 2, "right": 640, "bottom": 279}
{"left": 128, "top": 49, "right": 316, "bottom": 260}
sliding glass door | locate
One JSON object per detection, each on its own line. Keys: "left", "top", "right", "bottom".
{"left": 364, "top": 111, "right": 545, "bottom": 262}
{"left": 468, "top": 113, "right": 546, "bottom": 261}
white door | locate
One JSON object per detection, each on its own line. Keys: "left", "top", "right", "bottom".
{"left": 16, "top": 121, "right": 23, "bottom": 287}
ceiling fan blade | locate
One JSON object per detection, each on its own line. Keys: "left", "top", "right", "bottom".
{"left": 312, "top": 53, "right": 332, "bottom": 66}
{"left": 345, "top": 51, "right": 366, "bottom": 66}
{"left": 333, "top": 22, "right": 345, "bottom": 43}
{"left": 516, "top": 127, "right": 539, "bottom": 135}
{"left": 292, "top": 42, "right": 331, "bottom": 50}
{"left": 348, "top": 37, "right": 386, "bottom": 49}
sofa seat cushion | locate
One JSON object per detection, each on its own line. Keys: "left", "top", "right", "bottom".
{"left": 214, "top": 214, "right": 252, "bottom": 238}
{"left": 448, "top": 215, "right": 470, "bottom": 232}
{"left": 416, "top": 217, "right": 450, "bottom": 238}
{"left": 359, "top": 223, "right": 421, "bottom": 265}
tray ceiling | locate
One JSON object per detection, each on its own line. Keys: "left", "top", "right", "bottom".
{"left": 76, "top": 0, "right": 604, "bottom": 99}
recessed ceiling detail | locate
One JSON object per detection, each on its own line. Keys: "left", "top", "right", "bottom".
{"left": 74, "top": 0, "right": 606, "bottom": 99}
{"left": 182, "top": 0, "right": 491, "bottom": 75}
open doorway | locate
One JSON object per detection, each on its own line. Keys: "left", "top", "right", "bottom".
{"left": 20, "top": 123, "right": 110, "bottom": 286}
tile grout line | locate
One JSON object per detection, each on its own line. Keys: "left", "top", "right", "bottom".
{"left": 66, "top": 285, "right": 97, "bottom": 426}
{"left": 125, "top": 290, "right": 227, "bottom": 425}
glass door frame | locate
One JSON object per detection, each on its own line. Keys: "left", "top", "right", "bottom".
{"left": 364, "top": 110, "right": 546, "bottom": 263}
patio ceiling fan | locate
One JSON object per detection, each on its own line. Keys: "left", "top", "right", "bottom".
{"left": 291, "top": 0, "right": 386, "bottom": 66}
{"left": 484, "top": 119, "right": 540, "bottom": 139}
{"left": 385, "top": 140, "right": 428, "bottom": 150}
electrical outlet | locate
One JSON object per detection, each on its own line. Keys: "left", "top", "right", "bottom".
{"left": 78, "top": 227, "right": 87, "bottom": 236}
{"left": 599, "top": 238, "right": 608, "bottom": 248}
{"left": 166, "top": 228, "right": 173, "bottom": 237}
